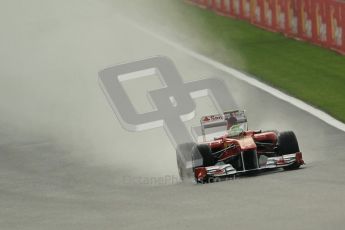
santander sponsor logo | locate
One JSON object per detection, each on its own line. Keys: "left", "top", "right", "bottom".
{"left": 202, "top": 115, "right": 224, "bottom": 123}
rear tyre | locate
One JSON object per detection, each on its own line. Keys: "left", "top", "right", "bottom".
{"left": 277, "top": 131, "right": 301, "bottom": 170}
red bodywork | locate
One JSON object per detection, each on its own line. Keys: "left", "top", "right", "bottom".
{"left": 206, "top": 130, "right": 278, "bottom": 162}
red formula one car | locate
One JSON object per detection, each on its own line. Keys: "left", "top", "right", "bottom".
{"left": 176, "top": 110, "right": 304, "bottom": 183}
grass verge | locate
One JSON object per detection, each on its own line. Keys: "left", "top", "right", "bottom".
{"left": 120, "top": 0, "right": 345, "bottom": 123}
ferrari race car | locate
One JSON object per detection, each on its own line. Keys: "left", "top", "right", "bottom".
{"left": 176, "top": 110, "right": 304, "bottom": 183}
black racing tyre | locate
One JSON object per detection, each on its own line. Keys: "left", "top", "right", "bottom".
{"left": 277, "top": 131, "right": 301, "bottom": 170}
{"left": 193, "top": 144, "right": 217, "bottom": 167}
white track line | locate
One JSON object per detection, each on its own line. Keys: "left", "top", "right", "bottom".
{"left": 123, "top": 18, "right": 345, "bottom": 133}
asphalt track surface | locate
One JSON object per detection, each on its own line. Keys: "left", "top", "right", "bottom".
{"left": 1, "top": 1, "right": 345, "bottom": 230}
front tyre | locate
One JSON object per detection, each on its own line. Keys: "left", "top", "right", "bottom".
{"left": 193, "top": 144, "right": 217, "bottom": 167}
{"left": 277, "top": 131, "right": 301, "bottom": 170}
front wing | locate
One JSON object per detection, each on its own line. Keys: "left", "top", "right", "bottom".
{"left": 194, "top": 152, "right": 304, "bottom": 183}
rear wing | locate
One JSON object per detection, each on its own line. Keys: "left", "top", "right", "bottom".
{"left": 200, "top": 110, "right": 247, "bottom": 141}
